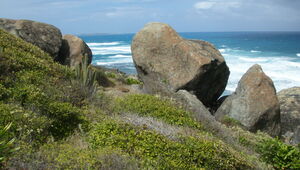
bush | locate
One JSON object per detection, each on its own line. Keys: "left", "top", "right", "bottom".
{"left": 0, "top": 29, "right": 85, "bottom": 142}
{"left": 125, "top": 77, "right": 142, "bottom": 85}
{"left": 0, "top": 123, "right": 18, "bottom": 166}
{"left": 8, "top": 137, "right": 139, "bottom": 170}
{"left": 115, "top": 94, "right": 202, "bottom": 130}
{"left": 0, "top": 102, "right": 50, "bottom": 144}
{"left": 257, "top": 137, "right": 300, "bottom": 169}
{"left": 89, "top": 120, "right": 252, "bottom": 169}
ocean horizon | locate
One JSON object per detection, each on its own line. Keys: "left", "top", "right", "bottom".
{"left": 80, "top": 31, "right": 300, "bottom": 93}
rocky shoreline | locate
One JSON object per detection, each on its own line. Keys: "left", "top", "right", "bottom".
{"left": 1, "top": 17, "right": 300, "bottom": 169}
{"left": 1, "top": 17, "right": 299, "bottom": 145}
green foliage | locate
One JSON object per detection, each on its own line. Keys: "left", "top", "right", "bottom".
{"left": 9, "top": 139, "right": 139, "bottom": 170}
{"left": 115, "top": 94, "right": 202, "bottom": 130}
{"left": 257, "top": 137, "right": 300, "bottom": 169}
{"left": 0, "top": 84, "right": 10, "bottom": 100}
{"left": 89, "top": 120, "right": 252, "bottom": 169}
{"left": 105, "top": 72, "right": 117, "bottom": 78}
{"left": 7, "top": 83, "right": 84, "bottom": 140}
{"left": 45, "top": 102, "right": 85, "bottom": 139}
{"left": 0, "top": 30, "right": 71, "bottom": 82}
{"left": 74, "top": 56, "right": 97, "bottom": 97}
{"left": 0, "top": 29, "right": 85, "bottom": 142}
{"left": 125, "top": 77, "right": 142, "bottom": 85}
{"left": 0, "top": 102, "right": 50, "bottom": 144}
{"left": 238, "top": 136, "right": 252, "bottom": 147}
{"left": 222, "top": 116, "right": 243, "bottom": 127}
{"left": 0, "top": 123, "right": 18, "bottom": 165}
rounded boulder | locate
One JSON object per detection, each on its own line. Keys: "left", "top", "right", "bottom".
{"left": 131, "top": 22, "right": 230, "bottom": 106}
{"left": 0, "top": 18, "right": 62, "bottom": 58}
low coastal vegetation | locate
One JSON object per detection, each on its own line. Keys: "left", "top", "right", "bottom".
{"left": 1, "top": 28, "right": 300, "bottom": 169}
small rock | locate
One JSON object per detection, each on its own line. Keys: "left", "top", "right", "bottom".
{"left": 118, "top": 87, "right": 130, "bottom": 93}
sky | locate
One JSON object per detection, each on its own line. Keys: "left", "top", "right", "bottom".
{"left": 1, "top": 0, "right": 300, "bottom": 34}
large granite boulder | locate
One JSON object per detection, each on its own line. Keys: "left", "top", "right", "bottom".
{"left": 278, "top": 87, "right": 300, "bottom": 145}
{"left": 215, "top": 64, "right": 281, "bottom": 137}
{"left": 58, "top": 34, "right": 92, "bottom": 67}
{"left": 131, "top": 22, "right": 229, "bottom": 106}
{"left": 0, "top": 18, "right": 62, "bottom": 58}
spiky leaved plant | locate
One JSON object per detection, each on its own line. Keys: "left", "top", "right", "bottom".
{"left": 74, "top": 55, "right": 97, "bottom": 99}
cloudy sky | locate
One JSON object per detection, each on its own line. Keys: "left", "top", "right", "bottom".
{"left": 1, "top": 0, "right": 300, "bottom": 34}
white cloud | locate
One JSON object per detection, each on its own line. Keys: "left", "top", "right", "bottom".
{"left": 194, "top": 0, "right": 241, "bottom": 11}
{"left": 194, "top": 2, "right": 216, "bottom": 9}
{"left": 103, "top": 7, "right": 145, "bottom": 18}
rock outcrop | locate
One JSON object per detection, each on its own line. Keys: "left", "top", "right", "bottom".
{"left": 131, "top": 22, "right": 230, "bottom": 106}
{"left": 278, "top": 87, "right": 300, "bottom": 145}
{"left": 0, "top": 18, "right": 62, "bottom": 58}
{"left": 215, "top": 64, "right": 281, "bottom": 137}
{"left": 58, "top": 34, "right": 92, "bottom": 67}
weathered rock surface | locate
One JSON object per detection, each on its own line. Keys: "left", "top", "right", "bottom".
{"left": 215, "top": 64, "right": 281, "bottom": 137}
{"left": 131, "top": 22, "right": 230, "bottom": 106}
{"left": 176, "top": 90, "right": 212, "bottom": 117}
{"left": 278, "top": 87, "right": 300, "bottom": 145}
{"left": 0, "top": 18, "right": 62, "bottom": 58}
{"left": 58, "top": 34, "right": 92, "bottom": 67}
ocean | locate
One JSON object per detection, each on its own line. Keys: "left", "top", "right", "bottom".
{"left": 80, "top": 32, "right": 300, "bottom": 93}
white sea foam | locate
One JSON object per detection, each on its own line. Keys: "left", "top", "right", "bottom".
{"left": 96, "top": 58, "right": 133, "bottom": 65}
{"left": 225, "top": 54, "right": 300, "bottom": 92}
{"left": 239, "top": 57, "right": 268, "bottom": 62}
{"left": 250, "top": 50, "right": 261, "bottom": 53}
{"left": 297, "top": 53, "right": 300, "bottom": 57}
{"left": 219, "top": 48, "right": 227, "bottom": 53}
{"left": 87, "top": 42, "right": 121, "bottom": 46}
{"left": 91, "top": 46, "right": 131, "bottom": 55}
{"left": 108, "top": 54, "right": 132, "bottom": 58}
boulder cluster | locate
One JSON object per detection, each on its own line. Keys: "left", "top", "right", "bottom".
{"left": 131, "top": 22, "right": 300, "bottom": 143}
{"left": 1, "top": 18, "right": 299, "bottom": 145}
{"left": 0, "top": 18, "right": 92, "bottom": 67}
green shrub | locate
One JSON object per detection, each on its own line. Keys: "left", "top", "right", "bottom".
{"left": 0, "top": 84, "right": 10, "bottom": 100}
{"left": 8, "top": 83, "right": 85, "bottom": 140}
{"left": 89, "top": 120, "right": 252, "bottom": 169}
{"left": 0, "top": 123, "right": 19, "bottom": 166}
{"left": 105, "top": 72, "right": 117, "bottom": 78}
{"left": 45, "top": 102, "right": 85, "bottom": 139}
{"left": 125, "top": 77, "right": 142, "bottom": 85}
{"left": 8, "top": 137, "right": 138, "bottom": 170}
{"left": 115, "top": 94, "right": 202, "bottom": 130}
{"left": 0, "top": 102, "right": 50, "bottom": 144}
{"left": 257, "top": 137, "right": 300, "bottom": 169}
{"left": 0, "top": 29, "right": 85, "bottom": 142}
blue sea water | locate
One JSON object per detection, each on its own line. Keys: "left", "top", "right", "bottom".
{"left": 80, "top": 32, "right": 300, "bottom": 92}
